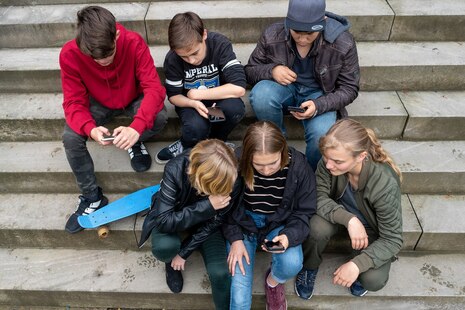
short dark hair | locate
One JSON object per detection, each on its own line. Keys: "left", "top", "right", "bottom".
{"left": 168, "top": 12, "right": 204, "bottom": 50}
{"left": 76, "top": 6, "right": 116, "bottom": 59}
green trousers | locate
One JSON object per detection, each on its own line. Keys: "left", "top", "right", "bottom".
{"left": 302, "top": 215, "right": 392, "bottom": 291}
{"left": 151, "top": 228, "right": 230, "bottom": 310}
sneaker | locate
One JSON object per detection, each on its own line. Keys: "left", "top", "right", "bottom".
{"left": 65, "top": 189, "right": 108, "bottom": 234}
{"left": 155, "top": 140, "right": 183, "bottom": 164}
{"left": 128, "top": 141, "right": 151, "bottom": 172}
{"left": 350, "top": 280, "right": 368, "bottom": 297}
{"left": 265, "top": 269, "right": 287, "bottom": 310}
{"left": 295, "top": 268, "right": 318, "bottom": 300}
{"left": 165, "top": 262, "right": 183, "bottom": 293}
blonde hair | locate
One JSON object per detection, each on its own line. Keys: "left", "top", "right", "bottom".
{"left": 240, "top": 121, "right": 289, "bottom": 190}
{"left": 188, "top": 139, "right": 238, "bottom": 196}
{"left": 319, "top": 119, "right": 402, "bottom": 181}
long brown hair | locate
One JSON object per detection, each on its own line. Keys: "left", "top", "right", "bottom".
{"left": 240, "top": 121, "right": 289, "bottom": 190}
{"left": 188, "top": 139, "right": 238, "bottom": 196}
{"left": 319, "top": 119, "right": 402, "bottom": 181}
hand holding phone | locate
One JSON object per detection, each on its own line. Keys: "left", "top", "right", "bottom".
{"left": 287, "top": 106, "right": 306, "bottom": 113}
{"left": 263, "top": 240, "right": 285, "bottom": 253}
{"left": 101, "top": 136, "right": 115, "bottom": 142}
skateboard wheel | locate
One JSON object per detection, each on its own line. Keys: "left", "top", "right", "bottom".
{"left": 98, "top": 226, "right": 109, "bottom": 239}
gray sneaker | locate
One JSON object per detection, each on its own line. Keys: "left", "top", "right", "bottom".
{"left": 155, "top": 140, "right": 184, "bottom": 164}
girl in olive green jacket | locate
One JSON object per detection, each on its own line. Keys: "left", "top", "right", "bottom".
{"left": 295, "top": 118, "right": 402, "bottom": 299}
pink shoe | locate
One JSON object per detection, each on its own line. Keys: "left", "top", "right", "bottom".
{"left": 265, "top": 269, "right": 287, "bottom": 310}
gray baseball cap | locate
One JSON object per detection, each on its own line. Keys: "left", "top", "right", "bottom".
{"left": 285, "top": 0, "right": 326, "bottom": 32}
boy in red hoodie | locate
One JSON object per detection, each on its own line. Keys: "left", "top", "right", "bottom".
{"left": 60, "top": 6, "right": 167, "bottom": 233}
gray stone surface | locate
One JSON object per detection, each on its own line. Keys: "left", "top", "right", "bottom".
{"left": 2, "top": 41, "right": 465, "bottom": 93}
{"left": 0, "top": 193, "right": 423, "bottom": 251}
{"left": 389, "top": 0, "right": 465, "bottom": 41}
{"left": 0, "top": 3, "right": 149, "bottom": 48}
{"left": 0, "top": 91, "right": 411, "bottom": 141}
{"left": 400, "top": 91, "right": 465, "bottom": 140}
{"left": 411, "top": 195, "right": 465, "bottom": 251}
{"left": 383, "top": 140, "right": 465, "bottom": 194}
{"left": 1, "top": 249, "right": 464, "bottom": 308}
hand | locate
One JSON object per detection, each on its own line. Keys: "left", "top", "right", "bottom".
{"left": 271, "top": 65, "right": 297, "bottom": 85}
{"left": 290, "top": 100, "right": 316, "bottom": 120}
{"left": 112, "top": 126, "right": 140, "bottom": 150}
{"left": 261, "top": 234, "right": 289, "bottom": 253}
{"left": 90, "top": 126, "right": 112, "bottom": 146}
{"left": 190, "top": 100, "right": 209, "bottom": 119}
{"left": 227, "top": 240, "right": 250, "bottom": 276}
{"left": 171, "top": 254, "right": 186, "bottom": 271}
{"left": 209, "top": 195, "right": 231, "bottom": 210}
{"left": 333, "top": 261, "right": 360, "bottom": 287}
{"left": 347, "top": 217, "right": 369, "bottom": 250}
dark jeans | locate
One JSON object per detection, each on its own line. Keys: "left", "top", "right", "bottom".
{"left": 175, "top": 97, "right": 245, "bottom": 148}
{"left": 151, "top": 228, "right": 230, "bottom": 310}
{"left": 62, "top": 95, "right": 168, "bottom": 196}
{"left": 302, "top": 215, "right": 392, "bottom": 291}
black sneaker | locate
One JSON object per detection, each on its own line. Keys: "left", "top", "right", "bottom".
{"left": 350, "top": 280, "right": 368, "bottom": 297}
{"left": 295, "top": 268, "right": 318, "bottom": 300}
{"left": 128, "top": 141, "right": 151, "bottom": 172}
{"left": 155, "top": 140, "right": 183, "bottom": 164}
{"left": 165, "top": 262, "right": 183, "bottom": 293}
{"left": 65, "top": 190, "right": 108, "bottom": 234}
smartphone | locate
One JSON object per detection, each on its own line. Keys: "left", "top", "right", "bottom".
{"left": 101, "top": 136, "right": 115, "bottom": 142}
{"left": 263, "top": 240, "right": 285, "bottom": 252}
{"left": 207, "top": 106, "right": 226, "bottom": 122}
{"left": 287, "top": 106, "right": 306, "bottom": 113}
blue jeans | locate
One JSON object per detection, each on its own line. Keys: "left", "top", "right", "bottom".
{"left": 227, "top": 211, "right": 303, "bottom": 310}
{"left": 249, "top": 80, "right": 336, "bottom": 170}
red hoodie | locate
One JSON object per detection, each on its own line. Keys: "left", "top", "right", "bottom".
{"left": 59, "top": 24, "right": 166, "bottom": 136}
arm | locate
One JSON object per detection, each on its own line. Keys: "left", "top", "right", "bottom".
{"left": 351, "top": 185, "right": 403, "bottom": 272}
{"left": 186, "top": 83, "right": 245, "bottom": 101}
{"left": 280, "top": 153, "right": 317, "bottom": 247}
{"left": 313, "top": 33, "right": 360, "bottom": 115}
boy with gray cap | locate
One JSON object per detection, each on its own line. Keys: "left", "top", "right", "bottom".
{"left": 245, "top": 0, "right": 360, "bottom": 172}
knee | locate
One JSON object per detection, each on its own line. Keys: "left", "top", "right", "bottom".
{"left": 249, "top": 81, "right": 280, "bottom": 107}
{"left": 207, "top": 265, "right": 231, "bottom": 285}
{"left": 151, "top": 239, "right": 179, "bottom": 263}
{"left": 359, "top": 270, "right": 389, "bottom": 292}
{"left": 62, "top": 127, "right": 87, "bottom": 150}
{"left": 309, "top": 215, "right": 337, "bottom": 241}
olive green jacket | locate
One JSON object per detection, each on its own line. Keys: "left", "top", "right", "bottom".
{"left": 315, "top": 159, "right": 403, "bottom": 273}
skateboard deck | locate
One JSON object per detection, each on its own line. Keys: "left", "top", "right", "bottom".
{"left": 77, "top": 184, "right": 160, "bottom": 229}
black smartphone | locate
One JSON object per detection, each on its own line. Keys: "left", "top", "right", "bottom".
{"left": 101, "top": 136, "right": 115, "bottom": 141}
{"left": 287, "top": 106, "right": 306, "bottom": 113}
{"left": 207, "top": 106, "right": 226, "bottom": 122}
{"left": 263, "top": 240, "right": 285, "bottom": 252}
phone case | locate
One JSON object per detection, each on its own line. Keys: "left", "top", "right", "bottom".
{"left": 207, "top": 107, "right": 226, "bottom": 122}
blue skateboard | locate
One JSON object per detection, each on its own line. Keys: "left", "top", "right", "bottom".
{"left": 78, "top": 185, "right": 160, "bottom": 237}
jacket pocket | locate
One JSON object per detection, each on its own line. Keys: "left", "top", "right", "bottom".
{"left": 317, "top": 64, "right": 342, "bottom": 93}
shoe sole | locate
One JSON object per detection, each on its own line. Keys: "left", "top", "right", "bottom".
{"left": 154, "top": 157, "right": 170, "bottom": 164}
{"left": 294, "top": 282, "right": 313, "bottom": 300}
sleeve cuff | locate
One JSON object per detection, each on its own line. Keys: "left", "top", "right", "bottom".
{"left": 129, "top": 119, "right": 146, "bottom": 136}
{"left": 333, "top": 208, "right": 356, "bottom": 227}
{"left": 351, "top": 252, "right": 374, "bottom": 274}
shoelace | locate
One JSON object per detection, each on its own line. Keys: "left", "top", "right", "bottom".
{"left": 168, "top": 140, "right": 183, "bottom": 155}
{"left": 75, "top": 196, "right": 100, "bottom": 215}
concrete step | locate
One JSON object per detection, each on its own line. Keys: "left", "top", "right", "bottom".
{"left": 0, "top": 90, "right": 410, "bottom": 142}
{"left": 1, "top": 140, "right": 465, "bottom": 195}
{"left": 1, "top": 248, "right": 464, "bottom": 308}
{"left": 0, "top": 192, "right": 426, "bottom": 251}
{"left": 0, "top": 0, "right": 393, "bottom": 48}
{"left": 2, "top": 41, "right": 465, "bottom": 93}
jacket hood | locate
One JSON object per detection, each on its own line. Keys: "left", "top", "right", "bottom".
{"left": 323, "top": 12, "right": 351, "bottom": 43}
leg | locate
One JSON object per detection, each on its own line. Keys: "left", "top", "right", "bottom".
{"left": 357, "top": 260, "right": 391, "bottom": 291}
{"left": 125, "top": 95, "right": 168, "bottom": 141}
{"left": 199, "top": 230, "right": 231, "bottom": 310}
{"left": 302, "top": 214, "right": 339, "bottom": 269}
{"left": 210, "top": 97, "right": 245, "bottom": 141}
{"left": 176, "top": 106, "right": 211, "bottom": 148}
{"left": 249, "top": 80, "right": 296, "bottom": 135}
{"left": 150, "top": 227, "right": 181, "bottom": 262}
{"left": 266, "top": 226, "right": 303, "bottom": 283}
{"left": 302, "top": 111, "right": 337, "bottom": 170}
{"left": 227, "top": 235, "right": 257, "bottom": 310}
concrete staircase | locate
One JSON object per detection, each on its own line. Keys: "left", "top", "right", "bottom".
{"left": 1, "top": 0, "right": 465, "bottom": 308}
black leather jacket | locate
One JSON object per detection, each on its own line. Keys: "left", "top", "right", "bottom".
{"left": 139, "top": 150, "right": 243, "bottom": 259}
{"left": 245, "top": 12, "right": 360, "bottom": 118}
{"left": 222, "top": 147, "right": 317, "bottom": 247}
